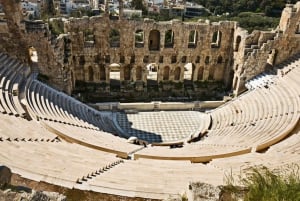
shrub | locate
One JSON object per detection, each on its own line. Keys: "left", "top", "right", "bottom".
{"left": 224, "top": 165, "right": 300, "bottom": 201}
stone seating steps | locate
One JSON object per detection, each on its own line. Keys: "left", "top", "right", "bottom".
{"left": 76, "top": 159, "right": 124, "bottom": 184}
{"left": 0, "top": 141, "right": 118, "bottom": 188}
{"left": 27, "top": 80, "right": 121, "bottom": 134}
{"left": 133, "top": 143, "right": 250, "bottom": 162}
{"left": 209, "top": 139, "right": 300, "bottom": 178}
{"left": 0, "top": 114, "right": 57, "bottom": 139}
{"left": 86, "top": 158, "right": 224, "bottom": 200}
{"left": 42, "top": 120, "right": 141, "bottom": 158}
{"left": 0, "top": 57, "right": 28, "bottom": 116}
{"left": 245, "top": 73, "right": 275, "bottom": 90}
{"left": 27, "top": 80, "right": 98, "bottom": 129}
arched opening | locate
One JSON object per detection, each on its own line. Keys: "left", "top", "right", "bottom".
{"left": 184, "top": 63, "right": 193, "bottom": 81}
{"left": 109, "top": 29, "right": 120, "bottom": 47}
{"left": 195, "top": 56, "right": 200, "bottom": 63}
{"left": 124, "top": 65, "right": 131, "bottom": 80}
{"left": 84, "top": 29, "right": 95, "bottom": 47}
{"left": 136, "top": 66, "right": 143, "bottom": 81}
{"left": 135, "top": 29, "right": 144, "bottom": 48}
{"left": 149, "top": 30, "right": 160, "bottom": 51}
{"left": 88, "top": 66, "right": 93, "bottom": 81}
{"left": 174, "top": 67, "right": 181, "bottom": 80}
{"left": 217, "top": 55, "right": 223, "bottom": 64}
{"left": 79, "top": 55, "right": 85, "bottom": 66}
{"left": 28, "top": 46, "right": 38, "bottom": 63}
{"left": 164, "top": 29, "right": 174, "bottom": 48}
{"left": 234, "top": 35, "right": 241, "bottom": 51}
{"left": 296, "top": 23, "right": 300, "bottom": 34}
{"left": 100, "top": 64, "right": 106, "bottom": 81}
{"left": 109, "top": 63, "right": 121, "bottom": 87}
{"left": 188, "top": 30, "right": 198, "bottom": 48}
{"left": 208, "top": 67, "right": 214, "bottom": 80}
{"left": 197, "top": 67, "right": 204, "bottom": 80}
{"left": 163, "top": 66, "right": 170, "bottom": 80}
{"left": 205, "top": 56, "right": 210, "bottom": 65}
{"left": 211, "top": 30, "right": 222, "bottom": 48}
{"left": 147, "top": 63, "right": 158, "bottom": 85}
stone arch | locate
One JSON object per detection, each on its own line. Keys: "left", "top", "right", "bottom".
{"left": 88, "top": 66, "right": 93, "bottom": 81}
{"left": 208, "top": 66, "right": 214, "bottom": 80}
{"left": 217, "top": 55, "right": 223, "bottom": 64}
{"left": 174, "top": 67, "right": 181, "bottom": 80}
{"left": 164, "top": 29, "right": 174, "bottom": 48}
{"left": 109, "top": 63, "right": 121, "bottom": 82}
{"left": 124, "top": 65, "right": 131, "bottom": 80}
{"left": 163, "top": 66, "right": 170, "bottom": 80}
{"left": 147, "top": 63, "right": 158, "bottom": 84}
{"left": 197, "top": 67, "right": 204, "bottom": 80}
{"left": 234, "top": 35, "right": 241, "bottom": 51}
{"left": 149, "top": 30, "right": 160, "bottom": 51}
{"left": 135, "top": 29, "right": 144, "bottom": 48}
{"left": 109, "top": 29, "right": 120, "bottom": 47}
{"left": 205, "top": 56, "right": 210, "bottom": 65}
{"left": 100, "top": 64, "right": 106, "bottom": 81}
{"left": 211, "top": 30, "right": 222, "bottom": 48}
{"left": 188, "top": 30, "right": 198, "bottom": 48}
{"left": 28, "top": 46, "right": 38, "bottom": 63}
{"left": 136, "top": 66, "right": 143, "bottom": 81}
{"left": 184, "top": 63, "right": 193, "bottom": 81}
{"left": 79, "top": 55, "right": 85, "bottom": 66}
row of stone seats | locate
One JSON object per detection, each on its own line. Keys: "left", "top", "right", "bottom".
{"left": 41, "top": 120, "right": 142, "bottom": 159}
{"left": 245, "top": 73, "right": 275, "bottom": 90}
{"left": 76, "top": 159, "right": 124, "bottom": 184}
{"left": 0, "top": 137, "right": 60, "bottom": 143}
{"left": 0, "top": 53, "right": 30, "bottom": 116}
{"left": 26, "top": 79, "right": 120, "bottom": 134}
{"left": 208, "top": 123, "right": 300, "bottom": 179}
{"left": 84, "top": 158, "right": 224, "bottom": 200}
{"left": 0, "top": 140, "right": 120, "bottom": 189}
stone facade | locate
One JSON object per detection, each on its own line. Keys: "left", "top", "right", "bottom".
{"left": 1, "top": 1, "right": 300, "bottom": 97}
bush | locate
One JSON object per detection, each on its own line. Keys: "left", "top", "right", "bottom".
{"left": 224, "top": 165, "right": 300, "bottom": 201}
{"left": 243, "top": 165, "right": 300, "bottom": 201}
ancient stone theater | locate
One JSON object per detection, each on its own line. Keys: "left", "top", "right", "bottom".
{"left": 0, "top": 0, "right": 299, "bottom": 200}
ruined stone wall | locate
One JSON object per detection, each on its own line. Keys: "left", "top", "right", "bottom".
{"left": 25, "top": 20, "right": 72, "bottom": 93}
{"left": 65, "top": 17, "right": 236, "bottom": 93}
{"left": 233, "top": 2, "right": 300, "bottom": 94}
{"left": 0, "top": 0, "right": 29, "bottom": 62}
{"left": 1, "top": 0, "right": 300, "bottom": 98}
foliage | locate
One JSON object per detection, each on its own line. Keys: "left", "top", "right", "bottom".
{"left": 224, "top": 165, "right": 300, "bottom": 201}
{"left": 49, "top": 20, "right": 64, "bottom": 36}
{"left": 243, "top": 166, "right": 300, "bottom": 201}
{"left": 131, "top": 0, "right": 148, "bottom": 15}
{"left": 193, "top": 0, "right": 298, "bottom": 17}
{"left": 70, "top": 8, "right": 93, "bottom": 18}
{"left": 194, "top": 12, "right": 280, "bottom": 33}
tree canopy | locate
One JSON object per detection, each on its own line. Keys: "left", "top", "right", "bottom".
{"left": 193, "top": 0, "right": 298, "bottom": 17}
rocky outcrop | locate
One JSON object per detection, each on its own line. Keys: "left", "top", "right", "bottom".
{"left": 0, "top": 189, "right": 66, "bottom": 201}
{"left": 0, "top": 166, "right": 11, "bottom": 188}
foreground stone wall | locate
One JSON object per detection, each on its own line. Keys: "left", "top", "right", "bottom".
{"left": 1, "top": 0, "right": 300, "bottom": 97}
